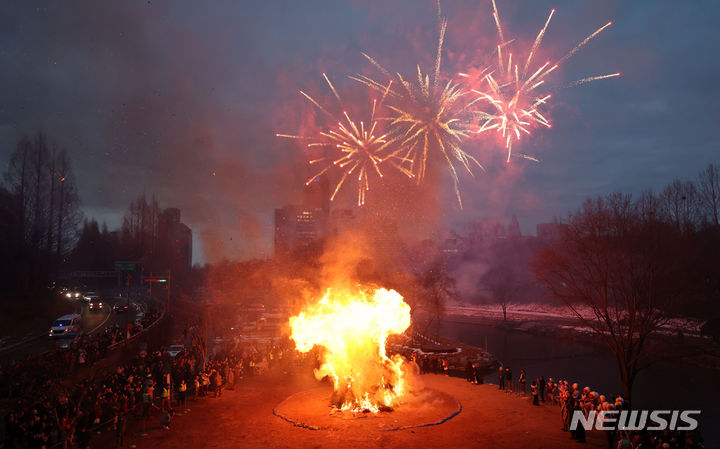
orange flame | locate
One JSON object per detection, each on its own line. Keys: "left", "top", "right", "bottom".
{"left": 289, "top": 287, "right": 411, "bottom": 412}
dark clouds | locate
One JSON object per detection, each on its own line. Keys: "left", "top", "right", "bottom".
{"left": 1, "top": 0, "right": 718, "bottom": 263}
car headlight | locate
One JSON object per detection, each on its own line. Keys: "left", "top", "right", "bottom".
{"left": 66, "top": 293, "right": 71, "bottom": 298}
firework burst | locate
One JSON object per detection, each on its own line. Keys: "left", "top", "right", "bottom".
{"left": 461, "top": 0, "right": 620, "bottom": 162}
{"left": 352, "top": 13, "right": 483, "bottom": 208}
{"left": 277, "top": 74, "right": 410, "bottom": 206}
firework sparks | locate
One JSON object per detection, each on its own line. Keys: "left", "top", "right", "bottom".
{"left": 277, "top": 74, "right": 410, "bottom": 206}
{"left": 566, "top": 73, "right": 621, "bottom": 88}
{"left": 352, "top": 12, "right": 483, "bottom": 208}
{"left": 462, "top": 0, "right": 620, "bottom": 162}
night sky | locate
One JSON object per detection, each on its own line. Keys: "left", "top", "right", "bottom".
{"left": 1, "top": 0, "right": 719, "bottom": 263}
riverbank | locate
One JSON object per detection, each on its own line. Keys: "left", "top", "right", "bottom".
{"left": 445, "top": 302, "right": 706, "bottom": 336}
{"left": 443, "top": 303, "right": 720, "bottom": 371}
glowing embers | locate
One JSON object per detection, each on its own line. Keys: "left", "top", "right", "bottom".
{"left": 289, "top": 287, "right": 411, "bottom": 413}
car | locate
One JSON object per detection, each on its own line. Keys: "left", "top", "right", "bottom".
{"left": 64, "top": 289, "right": 83, "bottom": 300}
{"left": 88, "top": 298, "right": 104, "bottom": 311}
{"left": 83, "top": 291, "right": 100, "bottom": 302}
{"left": 49, "top": 314, "right": 82, "bottom": 337}
{"left": 112, "top": 301, "right": 130, "bottom": 313}
{"left": 56, "top": 331, "right": 83, "bottom": 348}
{"left": 166, "top": 344, "right": 185, "bottom": 357}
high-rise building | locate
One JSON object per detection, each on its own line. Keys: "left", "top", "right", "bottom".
{"left": 508, "top": 214, "right": 521, "bottom": 237}
{"left": 273, "top": 205, "right": 329, "bottom": 256}
{"left": 369, "top": 215, "right": 401, "bottom": 264}
{"left": 274, "top": 176, "right": 331, "bottom": 256}
{"left": 158, "top": 208, "right": 192, "bottom": 271}
{"left": 329, "top": 209, "right": 355, "bottom": 236}
{"left": 294, "top": 207, "right": 326, "bottom": 247}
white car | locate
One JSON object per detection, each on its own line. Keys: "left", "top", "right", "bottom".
{"left": 49, "top": 314, "right": 82, "bottom": 337}
{"left": 83, "top": 292, "right": 100, "bottom": 303}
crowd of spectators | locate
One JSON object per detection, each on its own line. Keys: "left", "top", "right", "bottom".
{"left": 385, "top": 348, "right": 708, "bottom": 449}
{"left": 486, "top": 363, "right": 705, "bottom": 449}
{"left": 0, "top": 304, "right": 160, "bottom": 449}
{"left": 1, "top": 323, "right": 298, "bottom": 449}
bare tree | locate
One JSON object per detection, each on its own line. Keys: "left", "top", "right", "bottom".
{"left": 56, "top": 149, "right": 67, "bottom": 262}
{"left": 4, "top": 136, "right": 31, "bottom": 287}
{"left": 636, "top": 188, "right": 661, "bottom": 220}
{"left": 3, "top": 134, "right": 81, "bottom": 289}
{"left": 46, "top": 142, "right": 57, "bottom": 259}
{"left": 480, "top": 234, "right": 535, "bottom": 322}
{"left": 29, "top": 133, "right": 51, "bottom": 283}
{"left": 53, "top": 148, "right": 82, "bottom": 273}
{"left": 659, "top": 179, "right": 699, "bottom": 234}
{"left": 531, "top": 193, "right": 684, "bottom": 404}
{"left": 0, "top": 186, "right": 23, "bottom": 289}
{"left": 697, "top": 163, "right": 720, "bottom": 227}
{"left": 481, "top": 265, "right": 524, "bottom": 322}
{"left": 419, "top": 263, "right": 455, "bottom": 337}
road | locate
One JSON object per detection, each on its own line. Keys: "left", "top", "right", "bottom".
{"left": 0, "top": 297, "right": 142, "bottom": 361}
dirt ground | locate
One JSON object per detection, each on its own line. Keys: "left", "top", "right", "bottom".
{"left": 127, "top": 372, "right": 606, "bottom": 449}
{"left": 274, "top": 385, "right": 461, "bottom": 431}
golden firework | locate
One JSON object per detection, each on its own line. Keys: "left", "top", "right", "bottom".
{"left": 277, "top": 74, "right": 410, "bottom": 206}
{"left": 352, "top": 12, "right": 483, "bottom": 208}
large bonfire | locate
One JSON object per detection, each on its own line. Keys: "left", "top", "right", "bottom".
{"left": 289, "top": 287, "right": 412, "bottom": 412}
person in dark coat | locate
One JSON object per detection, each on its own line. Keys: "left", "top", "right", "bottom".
{"left": 573, "top": 399, "right": 586, "bottom": 443}
{"left": 498, "top": 366, "right": 505, "bottom": 390}
{"left": 465, "top": 360, "right": 474, "bottom": 382}
{"left": 538, "top": 376, "right": 546, "bottom": 403}
{"left": 505, "top": 367, "right": 513, "bottom": 392}
{"left": 115, "top": 412, "right": 126, "bottom": 448}
{"left": 473, "top": 364, "right": 483, "bottom": 384}
{"left": 531, "top": 380, "right": 539, "bottom": 405}
{"left": 160, "top": 409, "right": 175, "bottom": 430}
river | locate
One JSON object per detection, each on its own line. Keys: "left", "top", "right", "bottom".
{"left": 442, "top": 320, "right": 719, "bottom": 445}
